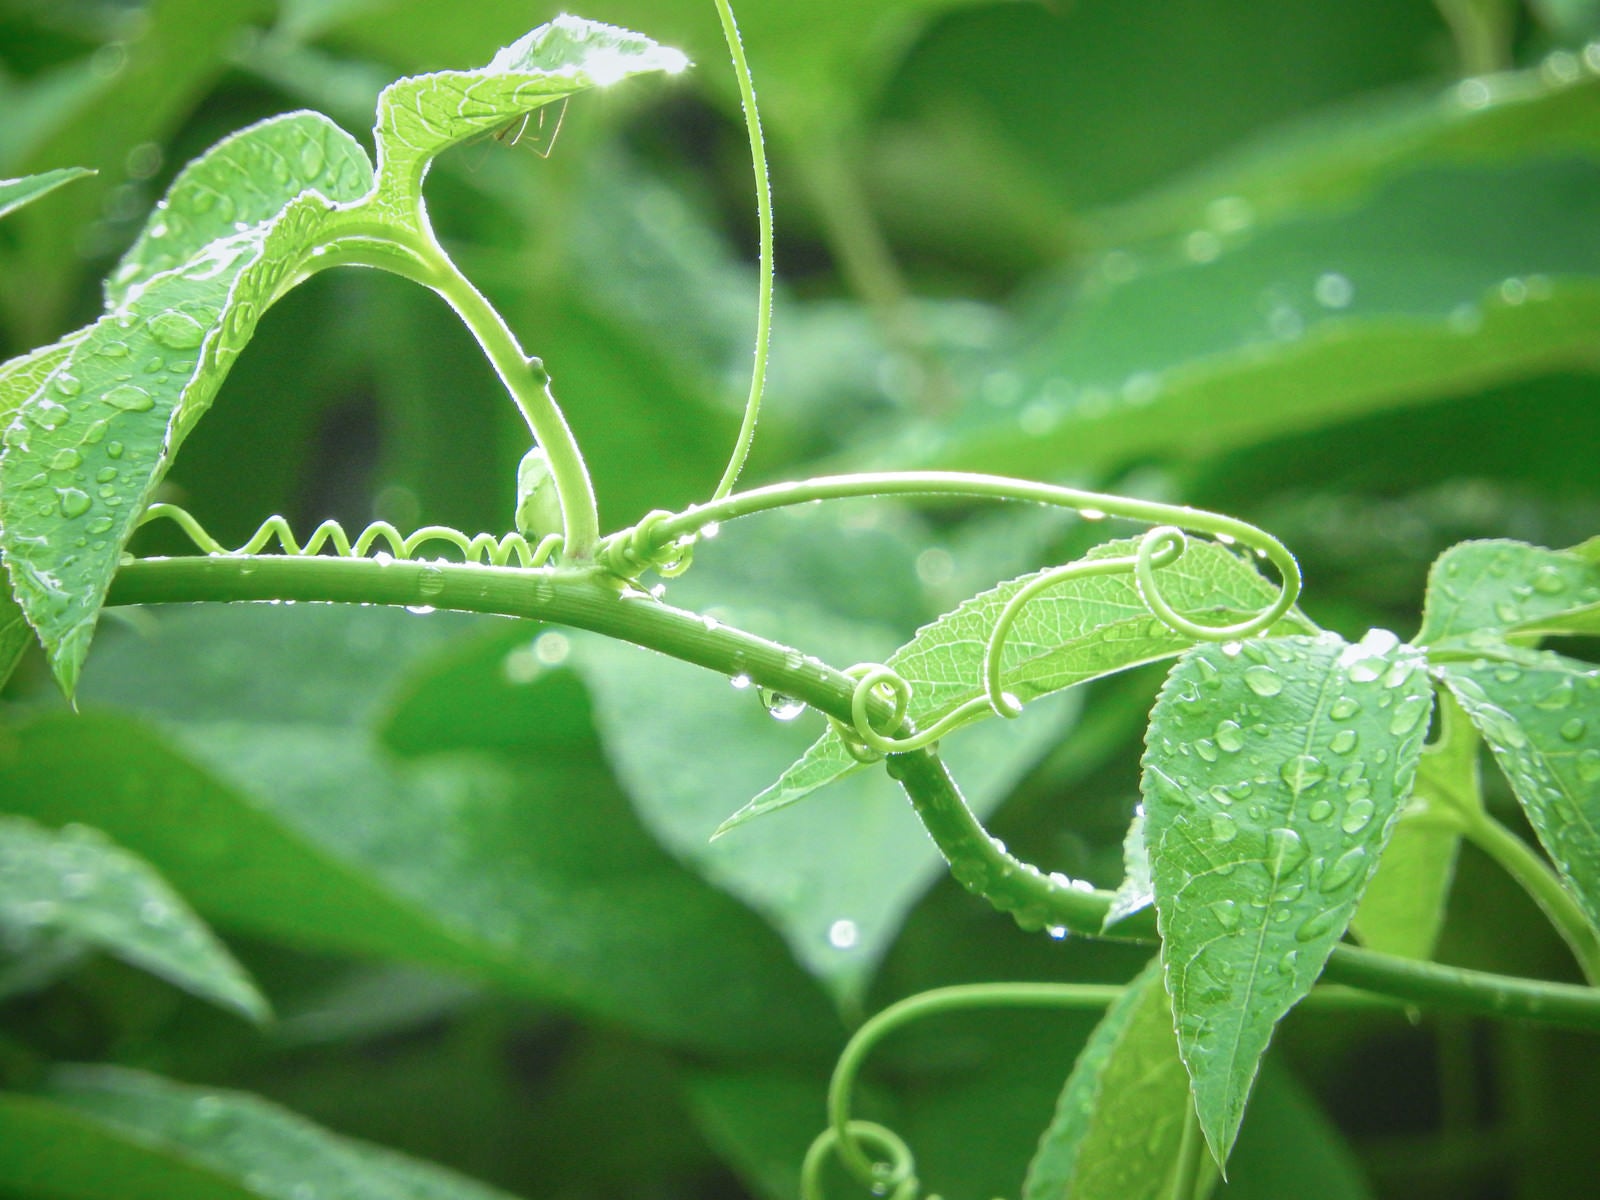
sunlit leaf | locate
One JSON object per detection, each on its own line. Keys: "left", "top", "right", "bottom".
{"left": 0, "top": 167, "right": 94, "bottom": 221}
{"left": 1416, "top": 538, "right": 1600, "bottom": 646}
{"left": 0, "top": 815, "right": 266, "bottom": 1021}
{"left": 1023, "top": 957, "right": 1192, "bottom": 1200}
{"left": 0, "top": 115, "right": 373, "bottom": 695}
{"left": 730, "top": 537, "right": 1312, "bottom": 830}
{"left": 1437, "top": 644, "right": 1600, "bottom": 934}
{"left": 0, "top": 1065, "right": 521, "bottom": 1200}
{"left": 1143, "top": 631, "right": 1432, "bottom": 1165}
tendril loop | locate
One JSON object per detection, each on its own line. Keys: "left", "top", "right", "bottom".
{"left": 801, "top": 1121, "right": 918, "bottom": 1200}
{"left": 593, "top": 509, "right": 697, "bottom": 580}
{"left": 132, "top": 503, "right": 565, "bottom": 568}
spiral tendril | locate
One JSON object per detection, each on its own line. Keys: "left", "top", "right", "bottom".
{"left": 132, "top": 503, "right": 565, "bottom": 568}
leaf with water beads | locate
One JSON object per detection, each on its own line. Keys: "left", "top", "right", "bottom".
{"left": 0, "top": 167, "right": 94, "bottom": 221}
{"left": 1023, "top": 957, "right": 1194, "bottom": 1200}
{"left": 1416, "top": 538, "right": 1600, "bottom": 646}
{"left": 369, "top": 15, "right": 688, "bottom": 212}
{"left": 1143, "top": 630, "right": 1432, "bottom": 1167}
{"left": 0, "top": 815, "right": 267, "bottom": 1021}
{"left": 0, "top": 1065, "right": 524, "bottom": 1200}
{"left": 1436, "top": 644, "right": 1600, "bottom": 935}
{"left": 0, "top": 116, "right": 374, "bottom": 697}
{"left": 724, "top": 537, "right": 1313, "bottom": 832}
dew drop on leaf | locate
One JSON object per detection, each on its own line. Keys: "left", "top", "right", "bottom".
{"left": 55, "top": 487, "right": 92, "bottom": 518}
{"left": 103, "top": 384, "right": 154, "bottom": 412}
{"left": 1243, "top": 665, "right": 1282, "bottom": 696}
{"left": 147, "top": 309, "right": 209, "bottom": 350}
{"left": 1341, "top": 795, "right": 1376, "bottom": 834}
{"left": 1280, "top": 754, "right": 1326, "bottom": 790}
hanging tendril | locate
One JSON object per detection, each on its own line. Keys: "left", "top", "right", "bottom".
{"left": 132, "top": 502, "right": 565, "bottom": 568}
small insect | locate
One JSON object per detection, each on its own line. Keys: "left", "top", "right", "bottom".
{"left": 493, "top": 97, "right": 569, "bottom": 157}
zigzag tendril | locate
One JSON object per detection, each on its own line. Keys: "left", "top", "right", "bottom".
{"left": 132, "top": 502, "right": 565, "bottom": 568}
{"left": 825, "top": 522, "right": 1296, "bottom": 763}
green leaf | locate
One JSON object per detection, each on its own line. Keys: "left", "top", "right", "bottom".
{"left": 0, "top": 605, "right": 836, "bottom": 1055}
{"left": 912, "top": 160, "right": 1600, "bottom": 478}
{"left": 0, "top": 814, "right": 267, "bottom": 1021}
{"left": 1143, "top": 630, "right": 1433, "bottom": 1166}
{"left": 0, "top": 115, "right": 374, "bottom": 696}
{"left": 1436, "top": 644, "right": 1600, "bottom": 934}
{"left": 0, "top": 1065, "right": 523, "bottom": 1200}
{"left": 1104, "top": 809, "right": 1155, "bottom": 930}
{"left": 731, "top": 537, "right": 1312, "bottom": 830}
{"left": 0, "top": 167, "right": 95, "bottom": 221}
{"left": 369, "top": 15, "right": 687, "bottom": 211}
{"left": 1416, "top": 538, "right": 1600, "bottom": 646}
{"left": 1023, "top": 957, "right": 1193, "bottom": 1200}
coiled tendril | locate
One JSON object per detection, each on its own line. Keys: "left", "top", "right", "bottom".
{"left": 133, "top": 503, "right": 565, "bottom": 568}
{"left": 825, "top": 521, "right": 1298, "bottom": 763}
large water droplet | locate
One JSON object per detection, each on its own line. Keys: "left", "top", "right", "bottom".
{"left": 1195, "top": 738, "right": 1219, "bottom": 762}
{"left": 1389, "top": 694, "right": 1431, "bottom": 736}
{"left": 53, "top": 373, "right": 82, "bottom": 396}
{"left": 1215, "top": 720, "right": 1244, "bottom": 752}
{"left": 56, "top": 487, "right": 91, "bottom": 518}
{"left": 1329, "top": 729, "right": 1358, "bottom": 754}
{"left": 1341, "top": 796, "right": 1376, "bottom": 834}
{"left": 1307, "top": 798, "right": 1334, "bottom": 822}
{"left": 148, "top": 309, "right": 208, "bottom": 350}
{"left": 1296, "top": 908, "right": 1342, "bottom": 943}
{"left": 1281, "top": 754, "right": 1327, "bottom": 790}
{"left": 1244, "top": 665, "right": 1282, "bottom": 697}
{"left": 759, "top": 687, "right": 806, "bottom": 721}
{"left": 1210, "top": 812, "right": 1239, "bottom": 843}
{"left": 1321, "top": 845, "right": 1367, "bottom": 891}
{"left": 1533, "top": 566, "right": 1568, "bottom": 596}
{"left": 1211, "top": 899, "right": 1240, "bottom": 929}
{"left": 48, "top": 449, "right": 81, "bottom": 471}
{"left": 1266, "top": 827, "right": 1308, "bottom": 877}
{"left": 1577, "top": 750, "right": 1600, "bottom": 784}
{"left": 104, "top": 384, "right": 154, "bottom": 412}
{"left": 1560, "top": 717, "right": 1586, "bottom": 742}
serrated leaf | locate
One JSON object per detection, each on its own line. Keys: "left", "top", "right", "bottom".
{"left": 0, "top": 815, "right": 267, "bottom": 1021}
{"left": 0, "top": 332, "right": 90, "bottom": 688}
{"left": 1143, "top": 631, "right": 1432, "bottom": 1166}
{"left": 1416, "top": 538, "right": 1600, "bottom": 646}
{"left": 1023, "top": 957, "right": 1192, "bottom": 1200}
{"left": 0, "top": 116, "right": 374, "bottom": 696}
{"left": 370, "top": 15, "right": 687, "bottom": 211}
{"left": 730, "top": 537, "right": 1312, "bottom": 830}
{"left": 1104, "top": 808, "right": 1154, "bottom": 930}
{"left": 0, "top": 167, "right": 94, "bottom": 220}
{"left": 1436, "top": 644, "right": 1600, "bottom": 934}
{"left": 0, "top": 1065, "right": 523, "bottom": 1200}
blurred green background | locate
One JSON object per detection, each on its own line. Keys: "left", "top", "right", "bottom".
{"left": 4, "top": 1, "right": 1600, "bottom": 1197}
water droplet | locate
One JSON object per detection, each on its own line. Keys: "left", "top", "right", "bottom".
{"left": 1211, "top": 899, "right": 1240, "bottom": 929}
{"left": 1296, "top": 909, "right": 1342, "bottom": 943}
{"left": 1313, "top": 272, "right": 1354, "bottom": 309}
{"left": 1244, "top": 665, "right": 1282, "bottom": 697}
{"left": 730, "top": 674, "right": 752, "bottom": 690}
{"left": 104, "top": 384, "right": 154, "bottom": 412}
{"left": 828, "top": 918, "right": 858, "bottom": 949}
{"left": 759, "top": 687, "right": 805, "bottom": 721}
{"left": 1577, "top": 750, "right": 1600, "bottom": 784}
{"left": 1341, "top": 796, "right": 1376, "bottom": 834}
{"left": 1307, "top": 798, "right": 1334, "bottom": 822}
{"left": 96, "top": 340, "right": 129, "bottom": 358}
{"left": 1532, "top": 567, "right": 1568, "bottom": 596}
{"left": 1329, "top": 729, "right": 1358, "bottom": 754}
{"left": 148, "top": 309, "right": 208, "bottom": 350}
{"left": 1389, "top": 694, "right": 1431, "bottom": 736}
{"left": 86, "top": 516, "right": 114, "bottom": 534}
{"left": 1559, "top": 717, "right": 1586, "bottom": 742}
{"left": 1215, "top": 720, "right": 1244, "bottom": 752}
{"left": 1330, "top": 697, "right": 1360, "bottom": 720}
{"left": 106, "top": 441, "right": 125, "bottom": 459}
{"left": 1266, "top": 827, "right": 1308, "bottom": 877}
{"left": 53, "top": 374, "right": 82, "bottom": 396}
{"left": 56, "top": 487, "right": 91, "bottom": 518}
{"left": 1280, "top": 754, "right": 1327, "bottom": 790}
{"left": 1195, "top": 738, "right": 1219, "bottom": 762}
{"left": 1321, "top": 845, "right": 1367, "bottom": 892}
{"left": 1279, "top": 949, "right": 1300, "bottom": 975}
{"left": 1210, "top": 812, "right": 1239, "bottom": 843}
{"left": 48, "top": 449, "right": 81, "bottom": 471}
{"left": 1536, "top": 683, "right": 1576, "bottom": 711}
{"left": 298, "top": 138, "right": 326, "bottom": 176}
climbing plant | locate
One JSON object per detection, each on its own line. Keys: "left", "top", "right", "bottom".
{"left": 3, "top": 1, "right": 1600, "bottom": 1198}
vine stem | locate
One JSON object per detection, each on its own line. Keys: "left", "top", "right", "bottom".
{"left": 105, "top": 552, "right": 1600, "bottom": 1033}
{"left": 709, "top": 0, "right": 773, "bottom": 504}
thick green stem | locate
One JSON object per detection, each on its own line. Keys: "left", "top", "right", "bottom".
{"left": 106, "top": 553, "right": 1600, "bottom": 1032}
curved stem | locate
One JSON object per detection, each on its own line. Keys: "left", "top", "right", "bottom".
{"left": 710, "top": 0, "right": 773, "bottom": 503}
{"left": 106, "top": 553, "right": 1600, "bottom": 1032}
{"left": 315, "top": 223, "right": 601, "bottom": 560}
{"left": 1462, "top": 808, "right": 1600, "bottom": 986}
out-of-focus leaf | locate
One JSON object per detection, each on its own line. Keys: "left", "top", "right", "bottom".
{"left": 0, "top": 167, "right": 94, "bottom": 220}
{"left": 1143, "top": 631, "right": 1432, "bottom": 1165}
{"left": 1437, "top": 644, "right": 1600, "bottom": 934}
{"left": 0, "top": 605, "right": 838, "bottom": 1054}
{"left": 0, "top": 814, "right": 266, "bottom": 1020}
{"left": 732, "top": 537, "right": 1311, "bottom": 831}
{"left": 0, "top": 1065, "right": 522, "bottom": 1200}
{"left": 1103, "top": 809, "right": 1154, "bottom": 930}
{"left": 1220, "top": 1065, "right": 1374, "bottom": 1200}
{"left": 1416, "top": 538, "right": 1600, "bottom": 646}
{"left": 0, "top": 113, "right": 373, "bottom": 694}
{"left": 913, "top": 161, "right": 1600, "bottom": 480}
{"left": 1023, "top": 957, "right": 1191, "bottom": 1200}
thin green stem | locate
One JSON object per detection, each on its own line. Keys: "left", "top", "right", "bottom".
{"left": 106, "top": 553, "right": 1600, "bottom": 1032}
{"left": 314, "top": 222, "right": 601, "bottom": 560}
{"left": 1462, "top": 808, "right": 1600, "bottom": 985}
{"left": 710, "top": 0, "right": 773, "bottom": 504}
{"left": 1170, "top": 1100, "right": 1206, "bottom": 1200}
